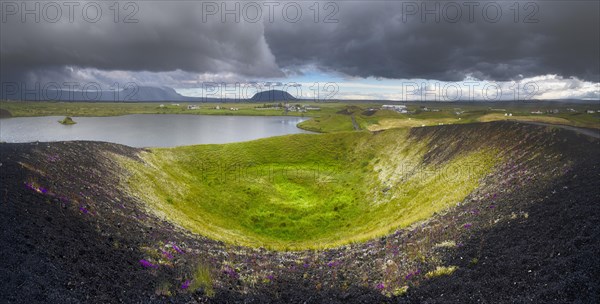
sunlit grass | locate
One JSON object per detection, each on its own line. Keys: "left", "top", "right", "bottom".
{"left": 477, "top": 113, "right": 572, "bottom": 125}
{"left": 366, "top": 117, "right": 463, "bottom": 130}
{"left": 297, "top": 114, "right": 355, "bottom": 132}
{"left": 120, "top": 129, "right": 498, "bottom": 250}
{"left": 425, "top": 265, "right": 458, "bottom": 278}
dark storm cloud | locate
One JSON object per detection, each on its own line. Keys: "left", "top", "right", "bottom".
{"left": 1, "top": 1, "right": 599, "bottom": 86}
{"left": 264, "top": 1, "right": 600, "bottom": 81}
{"left": 0, "top": 1, "right": 281, "bottom": 84}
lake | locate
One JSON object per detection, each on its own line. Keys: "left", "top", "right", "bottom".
{"left": 0, "top": 114, "right": 313, "bottom": 147}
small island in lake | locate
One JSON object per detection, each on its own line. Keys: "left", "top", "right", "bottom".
{"left": 58, "top": 116, "right": 76, "bottom": 125}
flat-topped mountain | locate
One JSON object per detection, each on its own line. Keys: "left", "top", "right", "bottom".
{"left": 250, "top": 89, "right": 296, "bottom": 102}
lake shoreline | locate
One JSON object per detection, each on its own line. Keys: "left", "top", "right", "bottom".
{"left": 0, "top": 114, "right": 314, "bottom": 147}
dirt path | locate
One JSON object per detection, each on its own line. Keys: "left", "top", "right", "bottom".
{"left": 351, "top": 115, "right": 361, "bottom": 130}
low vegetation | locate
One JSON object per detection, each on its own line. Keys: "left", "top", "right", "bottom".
{"left": 121, "top": 128, "right": 499, "bottom": 250}
{"left": 425, "top": 266, "right": 458, "bottom": 278}
{"left": 189, "top": 262, "right": 214, "bottom": 297}
{"left": 296, "top": 114, "right": 355, "bottom": 132}
{"left": 58, "top": 116, "right": 76, "bottom": 125}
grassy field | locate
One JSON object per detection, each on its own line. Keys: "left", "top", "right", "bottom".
{"left": 2, "top": 100, "right": 597, "bottom": 132}
{"left": 120, "top": 129, "right": 499, "bottom": 250}
{"left": 296, "top": 114, "right": 355, "bottom": 132}
{"left": 0, "top": 101, "right": 341, "bottom": 117}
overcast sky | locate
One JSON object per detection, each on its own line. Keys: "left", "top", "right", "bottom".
{"left": 1, "top": 1, "right": 599, "bottom": 101}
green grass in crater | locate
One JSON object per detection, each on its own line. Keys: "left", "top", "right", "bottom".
{"left": 120, "top": 129, "right": 498, "bottom": 250}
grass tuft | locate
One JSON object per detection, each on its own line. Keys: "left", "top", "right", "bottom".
{"left": 425, "top": 266, "right": 458, "bottom": 278}
{"left": 190, "top": 262, "right": 214, "bottom": 297}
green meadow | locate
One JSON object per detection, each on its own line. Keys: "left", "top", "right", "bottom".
{"left": 2, "top": 101, "right": 598, "bottom": 132}
{"left": 121, "top": 129, "right": 498, "bottom": 250}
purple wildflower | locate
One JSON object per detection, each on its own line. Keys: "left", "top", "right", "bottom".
{"left": 223, "top": 266, "right": 238, "bottom": 279}
{"left": 79, "top": 206, "right": 89, "bottom": 214}
{"left": 181, "top": 280, "right": 190, "bottom": 289}
{"left": 139, "top": 259, "right": 158, "bottom": 268}
{"left": 25, "top": 182, "right": 47, "bottom": 194}
{"left": 47, "top": 154, "right": 60, "bottom": 162}
{"left": 463, "top": 223, "right": 473, "bottom": 229}
{"left": 172, "top": 243, "right": 184, "bottom": 254}
{"left": 405, "top": 269, "right": 421, "bottom": 280}
{"left": 489, "top": 205, "right": 496, "bottom": 209}
{"left": 376, "top": 283, "right": 385, "bottom": 289}
{"left": 162, "top": 250, "right": 173, "bottom": 260}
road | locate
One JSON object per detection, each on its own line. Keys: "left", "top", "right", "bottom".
{"left": 516, "top": 121, "right": 600, "bottom": 139}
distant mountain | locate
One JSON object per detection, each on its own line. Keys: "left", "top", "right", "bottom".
{"left": 1, "top": 86, "right": 188, "bottom": 102}
{"left": 2, "top": 86, "right": 305, "bottom": 102}
{"left": 251, "top": 90, "right": 296, "bottom": 102}
{"left": 120, "top": 86, "right": 186, "bottom": 102}
{"left": 5, "top": 84, "right": 597, "bottom": 104}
